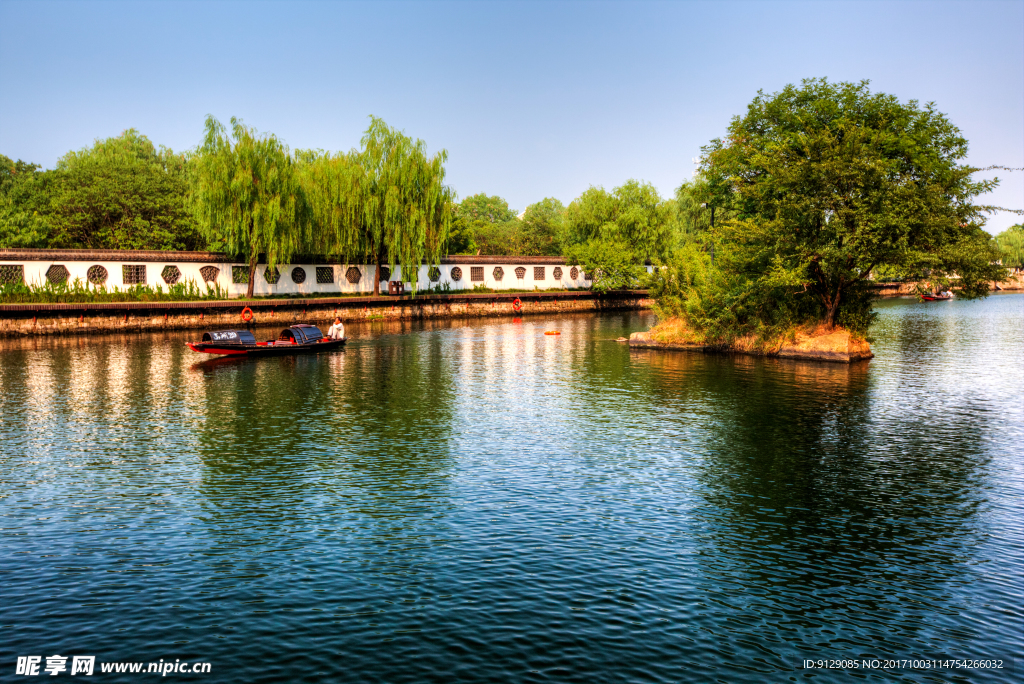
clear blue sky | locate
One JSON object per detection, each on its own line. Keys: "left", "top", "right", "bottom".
{"left": 2, "top": 0, "right": 1021, "bottom": 232}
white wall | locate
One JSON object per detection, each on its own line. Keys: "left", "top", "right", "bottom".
{"left": 0, "top": 258, "right": 657, "bottom": 298}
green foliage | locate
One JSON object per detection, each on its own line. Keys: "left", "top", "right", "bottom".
{"left": 0, "top": 277, "right": 224, "bottom": 304}
{"left": 1, "top": 132, "right": 203, "bottom": 252}
{"left": 450, "top": 193, "right": 518, "bottom": 255}
{"left": 693, "top": 78, "right": 1006, "bottom": 328}
{"left": 512, "top": 197, "right": 563, "bottom": 256}
{"left": 51, "top": 130, "right": 201, "bottom": 250}
{"left": 0, "top": 154, "right": 55, "bottom": 248}
{"left": 358, "top": 116, "right": 454, "bottom": 293}
{"left": 672, "top": 178, "right": 710, "bottom": 240}
{"left": 993, "top": 224, "right": 1024, "bottom": 269}
{"left": 300, "top": 116, "right": 454, "bottom": 294}
{"left": 670, "top": 176, "right": 737, "bottom": 249}
{"left": 562, "top": 180, "right": 670, "bottom": 289}
{"left": 870, "top": 263, "right": 915, "bottom": 282}
{"left": 189, "top": 117, "right": 302, "bottom": 296}
{"left": 565, "top": 238, "right": 647, "bottom": 292}
{"left": 297, "top": 148, "right": 364, "bottom": 260}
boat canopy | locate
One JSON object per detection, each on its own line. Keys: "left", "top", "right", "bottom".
{"left": 278, "top": 325, "right": 324, "bottom": 343}
{"left": 202, "top": 330, "right": 257, "bottom": 344}
{"left": 293, "top": 324, "right": 323, "bottom": 342}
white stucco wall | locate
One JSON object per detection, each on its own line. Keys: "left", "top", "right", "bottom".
{"left": 0, "top": 257, "right": 657, "bottom": 297}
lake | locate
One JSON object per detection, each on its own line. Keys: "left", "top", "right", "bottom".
{"left": 1, "top": 294, "right": 1021, "bottom": 682}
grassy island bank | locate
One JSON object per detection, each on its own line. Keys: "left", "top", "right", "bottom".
{"left": 629, "top": 318, "right": 872, "bottom": 363}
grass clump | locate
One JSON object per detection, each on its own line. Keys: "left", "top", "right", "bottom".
{"left": 0, "top": 277, "right": 226, "bottom": 304}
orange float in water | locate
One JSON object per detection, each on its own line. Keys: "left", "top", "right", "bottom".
{"left": 544, "top": 331, "right": 561, "bottom": 335}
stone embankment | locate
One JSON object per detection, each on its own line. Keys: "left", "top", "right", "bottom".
{"left": 628, "top": 328, "right": 873, "bottom": 364}
{"left": 0, "top": 290, "right": 651, "bottom": 338}
{"left": 870, "top": 273, "right": 1024, "bottom": 297}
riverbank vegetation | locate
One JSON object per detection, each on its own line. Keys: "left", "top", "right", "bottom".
{"left": 0, "top": 278, "right": 225, "bottom": 304}
{"left": 2, "top": 79, "right": 1018, "bottom": 317}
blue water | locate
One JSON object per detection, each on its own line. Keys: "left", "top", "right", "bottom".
{"left": 1, "top": 295, "right": 1021, "bottom": 682}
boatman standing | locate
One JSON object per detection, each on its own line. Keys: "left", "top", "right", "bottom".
{"left": 327, "top": 317, "right": 345, "bottom": 340}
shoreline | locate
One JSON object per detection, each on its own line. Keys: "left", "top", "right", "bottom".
{"left": 0, "top": 289, "right": 652, "bottom": 338}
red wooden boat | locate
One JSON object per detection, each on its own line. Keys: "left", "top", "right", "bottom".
{"left": 187, "top": 324, "right": 346, "bottom": 356}
{"left": 920, "top": 293, "right": 953, "bottom": 301}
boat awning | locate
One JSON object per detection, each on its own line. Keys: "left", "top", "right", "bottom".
{"left": 202, "top": 330, "right": 257, "bottom": 344}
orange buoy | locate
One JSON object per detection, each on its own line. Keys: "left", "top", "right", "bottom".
{"left": 240, "top": 307, "right": 254, "bottom": 322}
{"left": 512, "top": 297, "right": 523, "bottom": 313}
{"left": 544, "top": 331, "right": 560, "bottom": 335}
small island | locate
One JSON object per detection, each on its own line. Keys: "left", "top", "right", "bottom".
{"left": 629, "top": 320, "right": 873, "bottom": 363}
{"left": 627, "top": 79, "right": 1013, "bottom": 363}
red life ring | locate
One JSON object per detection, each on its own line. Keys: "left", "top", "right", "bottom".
{"left": 512, "top": 297, "right": 522, "bottom": 312}
{"left": 240, "top": 307, "right": 254, "bottom": 322}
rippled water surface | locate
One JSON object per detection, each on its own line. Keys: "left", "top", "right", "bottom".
{"left": 1, "top": 296, "right": 1022, "bottom": 682}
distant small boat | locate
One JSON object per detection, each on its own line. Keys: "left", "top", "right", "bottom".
{"left": 187, "top": 324, "right": 346, "bottom": 357}
{"left": 920, "top": 292, "right": 953, "bottom": 302}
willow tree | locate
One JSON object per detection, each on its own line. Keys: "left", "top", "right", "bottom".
{"left": 357, "top": 117, "right": 454, "bottom": 295}
{"left": 299, "top": 118, "right": 453, "bottom": 294}
{"left": 297, "top": 149, "right": 364, "bottom": 265}
{"left": 189, "top": 116, "right": 301, "bottom": 297}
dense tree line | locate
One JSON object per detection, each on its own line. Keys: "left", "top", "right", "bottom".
{"left": 0, "top": 118, "right": 695, "bottom": 293}
{"left": 1, "top": 131, "right": 203, "bottom": 251}
{"left": 2, "top": 84, "right": 1017, "bottom": 315}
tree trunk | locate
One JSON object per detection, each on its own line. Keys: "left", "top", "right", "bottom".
{"left": 826, "top": 290, "right": 841, "bottom": 327}
{"left": 373, "top": 253, "right": 382, "bottom": 296}
{"left": 246, "top": 258, "right": 256, "bottom": 299}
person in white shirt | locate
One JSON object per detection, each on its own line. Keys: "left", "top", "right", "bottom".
{"left": 327, "top": 317, "right": 345, "bottom": 340}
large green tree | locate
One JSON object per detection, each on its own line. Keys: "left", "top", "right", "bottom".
{"left": 699, "top": 78, "right": 1008, "bottom": 327}
{"left": 513, "top": 197, "right": 564, "bottom": 256}
{"left": 562, "top": 180, "right": 670, "bottom": 290}
{"left": 189, "top": 116, "right": 302, "bottom": 297}
{"left": 2, "top": 132, "right": 202, "bottom": 252}
{"left": 51, "top": 130, "right": 201, "bottom": 251}
{"left": 358, "top": 117, "right": 454, "bottom": 294}
{"left": 449, "top": 193, "right": 518, "bottom": 255}
{"left": 297, "top": 148, "right": 363, "bottom": 262}
{"left": 301, "top": 117, "right": 454, "bottom": 294}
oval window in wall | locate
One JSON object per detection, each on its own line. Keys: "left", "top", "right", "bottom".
{"left": 450, "top": 267, "right": 463, "bottom": 281}
{"left": 291, "top": 267, "right": 307, "bottom": 284}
